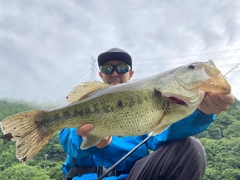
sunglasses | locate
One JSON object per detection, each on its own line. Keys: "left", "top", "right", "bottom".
{"left": 100, "top": 64, "right": 131, "bottom": 74}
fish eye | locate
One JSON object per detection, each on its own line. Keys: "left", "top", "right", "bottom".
{"left": 188, "top": 64, "right": 195, "bottom": 69}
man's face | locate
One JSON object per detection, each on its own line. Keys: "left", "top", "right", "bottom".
{"left": 99, "top": 60, "right": 134, "bottom": 85}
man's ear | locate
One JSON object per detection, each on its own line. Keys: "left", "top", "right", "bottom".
{"left": 99, "top": 72, "right": 103, "bottom": 78}
{"left": 129, "top": 70, "right": 134, "bottom": 80}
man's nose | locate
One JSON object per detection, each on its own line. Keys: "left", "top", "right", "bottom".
{"left": 111, "top": 70, "right": 119, "bottom": 77}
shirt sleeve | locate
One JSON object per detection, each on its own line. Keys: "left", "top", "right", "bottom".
{"left": 144, "top": 109, "right": 216, "bottom": 150}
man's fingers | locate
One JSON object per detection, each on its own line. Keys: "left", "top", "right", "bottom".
{"left": 96, "top": 136, "right": 112, "bottom": 149}
{"left": 198, "top": 92, "right": 234, "bottom": 114}
{"left": 77, "top": 124, "right": 112, "bottom": 148}
{"left": 217, "top": 93, "right": 235, "bottom": 104}
{"left": 77, "top": 124, "right": 94, "bottom": 136}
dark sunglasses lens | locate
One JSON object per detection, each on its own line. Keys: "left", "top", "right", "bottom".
{"left": 100, "top": 65, "right": 114, "bottom": 74}
{"left": 116, "top": 65, "right": 130, "bottom": 74}
{"left": 100, "top": 64, "right": 131, "bottom": 74}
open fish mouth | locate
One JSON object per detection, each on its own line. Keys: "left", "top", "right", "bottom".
{"left": 167, "top": 96, "right": 188, "bottom": 105}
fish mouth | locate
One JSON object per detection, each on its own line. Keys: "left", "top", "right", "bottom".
{"left": 167, "top": 96, "right": 188, "bottom": 106}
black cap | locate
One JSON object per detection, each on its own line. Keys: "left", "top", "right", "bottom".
{"left": 97, "top": 48, "right": 132, "bottom": 69}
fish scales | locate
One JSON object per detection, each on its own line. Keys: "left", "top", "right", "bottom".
{"left": 42, "top": 78, "right": 170, "bottom": 136}
{"left": 0, "top": 60, "right": 231, "bottom": 162}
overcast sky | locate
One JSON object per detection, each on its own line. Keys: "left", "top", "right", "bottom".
{"left": 0, "top": 0, "right": 240, "bottom": 106}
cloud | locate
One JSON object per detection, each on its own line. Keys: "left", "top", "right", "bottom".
{"left": 0, "top": 0, "right": 239, "bottom": 103}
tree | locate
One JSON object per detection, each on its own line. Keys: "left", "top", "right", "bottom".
{"left": 223, "top": 121, "right": 240, "bottom": 138}
{"left": 0, "top": 164, "right": 51, "bottom": 180}
{"left": 201, "top": 138, "right": 240, "bottom": 180}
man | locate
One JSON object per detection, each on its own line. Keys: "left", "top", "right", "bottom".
{"left": 59, "top": 48, "right": 234, "bottom": 180}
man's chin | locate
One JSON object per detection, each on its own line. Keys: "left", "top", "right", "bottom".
{"left": 110, "top": 82, "right": 121, "bottom": 85}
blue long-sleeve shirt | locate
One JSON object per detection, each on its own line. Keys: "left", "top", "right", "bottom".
{"left": 59, "top": 109, "right": 215, "bottom": 180}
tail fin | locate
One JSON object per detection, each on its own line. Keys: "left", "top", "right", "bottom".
{"left": 0, "top": 110, "right": 53, "bottom": 162}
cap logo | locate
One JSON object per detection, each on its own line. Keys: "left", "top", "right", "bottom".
{"left": 110, "top": 48, "right": 121, "bottom": 52}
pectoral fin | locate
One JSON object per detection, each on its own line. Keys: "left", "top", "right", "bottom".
{"left": 80, "top": 134, "right": 104, "bottom": 150}
{"left": 66, "top": 81, "right": 110, "bottom": 102}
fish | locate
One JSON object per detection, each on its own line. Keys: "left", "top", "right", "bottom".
{"left": 0, "top": 60, "right": 231, "bottom": 162}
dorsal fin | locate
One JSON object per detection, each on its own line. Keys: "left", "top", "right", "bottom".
{"left": 66, "top": 81, "right": 110, "bottom": 103}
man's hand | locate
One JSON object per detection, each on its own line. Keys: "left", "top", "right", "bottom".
{"left": 198, "top": 92, "right": 235, "bottom": 114}
{"left": 77, "top": 124, "right": 112, "bottom": 149}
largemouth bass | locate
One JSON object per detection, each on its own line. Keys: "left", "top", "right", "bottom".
{"left": 0, "top": 60, "right": 231, "bottom": 162}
